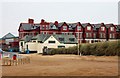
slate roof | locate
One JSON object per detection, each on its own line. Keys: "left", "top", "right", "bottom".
{"left": 2, "top": 33, "right": 15, "bottom": 39}
{"left": 67, "top": 23, "right": 77, "bottom": 30}
{"left": 49, "top": 23, "right": 58, "bottom": 30}
{"left": 31, "top": 34, "right": 77, "bottom": 44}
{"left": 92, "top": 24, "right": 103, "bottom": 31}
{"left": 81, "top": 23, "right": 90, "bottom": 28}
{"left": 105, "top": 24, "right": 115, "bottom": 28}
{"left": 20, "top": 23, "right": 39, "bottom": 30}
{"left": 116, "top": 25, "right": 120, "bottom": 32}
{"left": 19, "top": 22, "right": 120, "bottom": 32}
{"left": 58, "top": 22, "right": 65, "bottom": 27}
{"left": 20, "top": 35, "right": 33, "bottom": 42}
{"left": 32, "top": 34, "right": 51, "bottom": 42}
{"left": 53, "top": 34, "right": 77, "bottom": 44}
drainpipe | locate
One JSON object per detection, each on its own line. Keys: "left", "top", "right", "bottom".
{"left": 106, "top": 28, "right": 109, "bottom": 41}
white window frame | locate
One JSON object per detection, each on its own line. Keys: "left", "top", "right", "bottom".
{"left": 63, "top": 26, "right": 67, "bottom": 30}
{"left": 110, "top": 27, "right": 114, "bottom": 31}
{"left": 87, "top": 26, "right": 91, "bottom": 30}
{"left": 101, "top": 27, "right": 105, "bottom": 31}
{"left": 77, "top": 26, "right": 81, "bottom": 30}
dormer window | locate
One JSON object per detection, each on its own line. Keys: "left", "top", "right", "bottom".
{"left": 69, "top": 38, "right": 75, "bottom": 41}
{"left": 77, "top": 26, "right": 81, "bottom": 30}
{"left": 101, "top": 27, "right": 105, "bottom": 31}
{"left": 87, "top": 26, "right": 91, "bottom": 30}
{"left": 110, "top": 27, "right": 114, "bottom": 31}
{"left": 63, "top": 26, "right": 67, "bottom": 30}
{"left": 59, "top": 38, "right": 64, "bottom": 41}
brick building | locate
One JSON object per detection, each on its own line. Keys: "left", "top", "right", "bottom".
{"left": 0, "top": 33, "right": 19, "bottom": 51}
{"left": 18, "top": 19, "right": 120, "bottom": 43}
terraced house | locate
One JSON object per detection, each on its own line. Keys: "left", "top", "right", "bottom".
{"left": 18, "top": 19, "right": 120, "bottom": 53}
{"left": 18, "top": 19, "right": 120, "bottom": 42}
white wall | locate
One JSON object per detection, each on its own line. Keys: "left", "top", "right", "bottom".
{"left": 19, "top": 35, "right": 77, "bottom": 53}
{"left": 19, "top": 41, "right": 25, "bottom": 52}
{"left": 5, "top": 38, "right": 14, "bottom": 44}
{"left": 26, "top": 42, "right": 37, "bottom": 51}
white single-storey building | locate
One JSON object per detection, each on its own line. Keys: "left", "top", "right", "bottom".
{"left": 19, "top": 34, "right": 77, "bottom": 54}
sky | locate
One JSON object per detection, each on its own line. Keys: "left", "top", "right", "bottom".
{"left": 0, "top": 0, "right": 119, "bottom": 38}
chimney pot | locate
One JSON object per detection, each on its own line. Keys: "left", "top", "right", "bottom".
{"left": 28, "top": 18, "right": 34, "bottom": 24}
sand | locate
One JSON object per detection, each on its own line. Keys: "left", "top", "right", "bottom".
{"left": 2, "top": 54, "right": 118, "bottom": 76}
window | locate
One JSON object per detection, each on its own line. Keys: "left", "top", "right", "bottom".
{"left": 62, "top": 32, "right": 68, "bottom": 35}
{"left": 41, "top": 32, "right": 44, "bottom": 34}
{"left": 33, "top": 41, "right": 36, "bottom": 42}
{"left": 110, "top": 33, "right": 115, "bottom": 38}
{"left": 46, "top": 25, "right": 49, "bottom": 30}
{"left": 48, "top": 41, "right": 55, "bottom": 43}
{"left": 42, "top": 25, "right": 45, "bottom": 30}
{"left": 69, "top": 32, "right": 73, "bottom": 35}
{"left": 58, "top": 45, "right": 65, "bottom": 48}
{"left": 87, "top": 26, "right": 91, "bottom": 30}
{"left": 59, "top": 38, "right": 64, "bottom": 41}
{"left": 69, "top": 38, "right": 75, "bottom": 41}
{"left": 86, "top": 33, "right": 92, "bottom": 38}
{"left": 21, "top": 42, "right": 23, "bottom": 46}
{"left": 100, "top": 33, "right": 106, "bottom": 38}
{"left": 63, "top": 26, "right": 67, "bottom": 30}
{"left": 110, "top": 27, "right": 114, "bottom": 31}
{"left": 93, "top": 33, "right": 96, "bottom": 38}
{"left": 101, "top": 27, "right": 105, "bottom": 31}
{"left": 76, "top": 33, "right": 82, "bottom": 39}
{"left": 77, "top": 26, "right": 81, "bottom": 30}
{"left": 86, "top": 33, "right": 89, "bottom": 37}
{"left": 38, "top": 41, "right": 42, "bottom": 43}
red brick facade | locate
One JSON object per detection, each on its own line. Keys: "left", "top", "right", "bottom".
{"left": 18, "top": 19, "right": 120, "bottom": 43}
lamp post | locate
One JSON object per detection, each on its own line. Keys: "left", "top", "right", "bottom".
{"left": 78, "top": 32, "right": 81, "bottom": 56}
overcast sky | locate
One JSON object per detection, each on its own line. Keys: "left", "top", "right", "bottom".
{"left": 0, "top": 0, "right": 119, "bottom": 38}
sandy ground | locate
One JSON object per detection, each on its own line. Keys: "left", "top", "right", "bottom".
{"left": 2, "top": 54, "right": 118, "bottom": 76}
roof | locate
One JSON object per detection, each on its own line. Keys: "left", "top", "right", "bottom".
{"left": 116, "top": 25, "right": 120, "bottom": 32}
{"left": 92, "top": 24, "right": 105, "bottom": 31}
{"left": 105, "top": 24, "right": 115, "bottom": 28}
{"left": 32, "top": 34, "right": 51, "bottom": 42}
{"left": 53, "top": 34, "right": 77, "bottom": 44}
{"left": 81, "top": 23, "right": 92, "bottom": 28}
{"left": 49, "top": 23, "right": 58, "bottom": 30}
{"left": 20, "top": 23, "right": 39, "bottom": 31}
{"left": 31, "top": 34, "right": 77, "bottom": 44}
{"left": 20, "top": 35, "right": 33, "bottom": 42}
{"left": 58, "top": 22, "right": 65, "bottom": 27}
{"left": 2, "top": 33, "right": 15, "bottom": 39}
{"left": 67, "top": 23, "right": 77, "bottom": 30}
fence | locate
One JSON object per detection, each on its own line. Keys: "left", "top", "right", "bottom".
{"left": 2, "top": 57, "right": 30, "bottom": 66}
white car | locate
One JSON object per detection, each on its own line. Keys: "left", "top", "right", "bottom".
{"left": 0, "top": 48, "right": 3, "bottom": 52}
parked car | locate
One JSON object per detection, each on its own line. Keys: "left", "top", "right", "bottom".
{"left": 0, "top": 48, "right": 3, "bottom": 54}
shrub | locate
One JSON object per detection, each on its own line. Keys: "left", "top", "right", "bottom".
{"left": 48, "top": 41, "right": 120, "bottom": 56}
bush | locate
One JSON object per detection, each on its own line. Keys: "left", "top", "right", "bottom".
{"left": 48, "top": 41, "right": 120, "bottom": 56}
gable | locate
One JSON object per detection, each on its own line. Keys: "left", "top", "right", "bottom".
{"left": 44, "top": 35, "right": 61, "bottom": 44}
{"left": 2, "top": 33, "right": 15, "bottom": 39}
{"left": 50, "top": 25, "right": 58, "bottom": 30}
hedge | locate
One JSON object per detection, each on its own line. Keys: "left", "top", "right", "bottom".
{"left": 48, "top": 41, "right": 120, "bottom": 56}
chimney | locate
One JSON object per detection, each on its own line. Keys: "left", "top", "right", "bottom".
{"left": 28, "top": 18, "right": 34, "bottom": 24}
{"left": 41, "top": 19, "right": 45, "bottom": 23}
{"left": 101, "top": 23, "right": 104, "bottom": 25}
{"left": 54, "top": 21, "right": 58, "bottom": 26}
